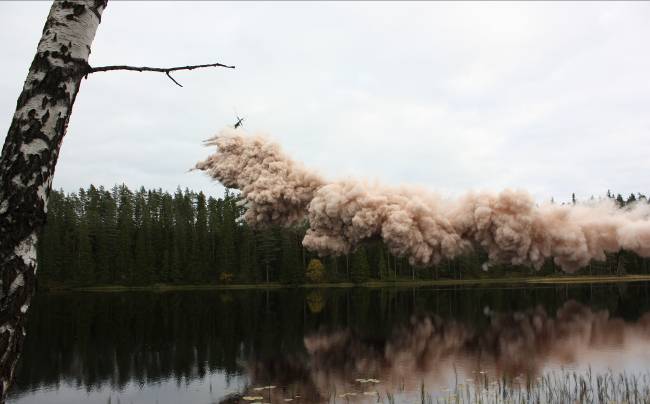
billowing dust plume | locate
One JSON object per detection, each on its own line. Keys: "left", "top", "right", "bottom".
{"left": 196, "top": 128, "right": 650, "bottom": 272}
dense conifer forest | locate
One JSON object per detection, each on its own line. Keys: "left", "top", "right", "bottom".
{"left": 37, "top": 185, "right": 650, "bottom": 287}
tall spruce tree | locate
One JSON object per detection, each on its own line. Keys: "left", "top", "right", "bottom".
{"left": 133, "top": 188, "right": 153, "bottom": 284}
{"left": 193, "top": 192, "right": 209, "bottom": 281}
{"left": 207, "top": 196, "right": 221, "bottom": 280}
{"left": 116, "top": 185, "right": 134, "bottom": 283}
{"left": 378, "top": 247, "right": 391, "bottom": 280}
{"left": 351, "top": 246, "right": 371, "bottom": 283}
{"left": 256, "top": 226, "right": 280, "bottom": 283}
{"left": 219, "top": 189, "right": 238, "bottom": 279}
{"left": 280, "top": 230, "right": 303, "bottom": 285}
{"left": 238, "top": 223, "right": 256, "bottom": 283}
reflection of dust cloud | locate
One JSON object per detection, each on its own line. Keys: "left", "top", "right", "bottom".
{"left": 233, "top": 301, "right": 650, "bottom": 402}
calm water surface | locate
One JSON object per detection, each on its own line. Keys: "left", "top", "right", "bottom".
{"left": 8, "top": 283, "right": 650, "bottom": 403}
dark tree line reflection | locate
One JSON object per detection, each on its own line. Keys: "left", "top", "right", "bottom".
{"left": 10, "top": 283, "right": 650, "bottom": 402}
{"left": 254, "top": 301, "right": 650, "bottom": 402}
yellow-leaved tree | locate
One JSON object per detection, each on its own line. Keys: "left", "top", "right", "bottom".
{"left": 305, "top": 258, "right": 326, "bottom": 283}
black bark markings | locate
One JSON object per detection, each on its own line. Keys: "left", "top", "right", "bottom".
{"left": 0, "top": 1, "right": 107, "bottom": 399}
{"left": 1, "top": 0, "right": 234, "bottom": 399}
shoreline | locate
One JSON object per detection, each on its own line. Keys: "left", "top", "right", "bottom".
{"left": 42, "top": 274, "right": 650, "bottom": 293}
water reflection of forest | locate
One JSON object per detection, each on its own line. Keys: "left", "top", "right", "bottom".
{"left": 11, "top": 284, "right": 650, "bottom": 401}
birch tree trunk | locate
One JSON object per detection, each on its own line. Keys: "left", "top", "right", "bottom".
{"left": 0, "top": 1, "right": 107, "bottom": 400}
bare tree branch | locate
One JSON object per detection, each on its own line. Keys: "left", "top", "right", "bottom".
{"left": 87, "top": 62, "right": 236, "bottom": 87}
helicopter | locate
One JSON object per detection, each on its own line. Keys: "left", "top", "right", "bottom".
{"left": 233, "top": 115, "right": 245, "bottom": 129}
{"left": 232, "top": 107, "right": 245, "bottom": 130}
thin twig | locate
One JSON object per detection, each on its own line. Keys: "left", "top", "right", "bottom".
{"left": 86, "top": 62, "right": 235, "bottom": 87}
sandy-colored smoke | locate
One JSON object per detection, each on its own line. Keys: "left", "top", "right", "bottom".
{"left": 196, "top": 128, "right": 650, "bottom": 272}
{"left": 195, "top": 132, "right": 324, "bottom": 226}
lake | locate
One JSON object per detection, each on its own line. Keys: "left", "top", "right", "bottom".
{"left": 8, "top": 283, "right": 650, "bottom": 403}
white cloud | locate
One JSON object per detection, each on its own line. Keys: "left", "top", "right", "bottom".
{"left": 1, "top": 1, "right": 649, "bottom": 201}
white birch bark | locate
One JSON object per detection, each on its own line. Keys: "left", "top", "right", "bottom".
{"left": 0, "top": 1, "right": 107, "bottom": 400}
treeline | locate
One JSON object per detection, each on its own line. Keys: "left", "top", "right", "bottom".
{"left": 38, "top": 185, "right": 650, "bottom": 286}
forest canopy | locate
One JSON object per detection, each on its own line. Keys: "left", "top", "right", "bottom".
{"left": 38, "top": 184, "right": 650, "bottom": 287}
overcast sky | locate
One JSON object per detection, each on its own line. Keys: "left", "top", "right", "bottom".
{"left": 1, "top": 2, "right": 649, "bottom": 202}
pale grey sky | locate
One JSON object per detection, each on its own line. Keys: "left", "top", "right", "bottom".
{"left": 1, "top": 1, "right": 649, "bottom": 202}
